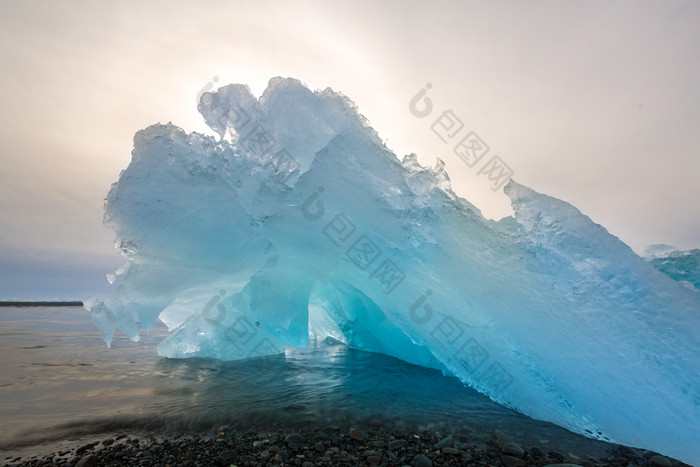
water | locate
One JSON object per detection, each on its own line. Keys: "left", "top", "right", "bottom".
{"left": 0, "top": 306, "right": 618, "bottom": 459}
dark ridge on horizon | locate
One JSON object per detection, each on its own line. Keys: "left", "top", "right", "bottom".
{"left": 0, "top": 301, "right": 83, "bottom": 307}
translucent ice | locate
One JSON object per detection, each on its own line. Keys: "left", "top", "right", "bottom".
{"left": 645, "top": 245, "right": 700, "bottom": 290}
{"left": 87, "top": 78, "right": 700, "bottom": 463}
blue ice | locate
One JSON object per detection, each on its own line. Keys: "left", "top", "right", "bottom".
{"left": 86, "top": 78, "right": 700, "bottom": 464}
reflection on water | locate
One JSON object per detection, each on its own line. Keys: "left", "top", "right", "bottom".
{"left": 0, "top": 307, "right": 614, "bottom": 458}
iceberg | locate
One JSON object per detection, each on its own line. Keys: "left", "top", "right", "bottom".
{"left": 87, "top": 77, "right": 700, "bottom": 464}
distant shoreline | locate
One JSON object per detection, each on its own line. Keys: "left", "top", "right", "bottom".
{"left": 0, "top": 301, "right": 83, "bottom": 307}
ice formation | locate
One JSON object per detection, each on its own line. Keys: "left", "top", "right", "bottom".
{"left": 644, "top": 245, "right": 700, "bottom": 290}
{"left": 86, "top": 78, "right": 700, "bottom": 463}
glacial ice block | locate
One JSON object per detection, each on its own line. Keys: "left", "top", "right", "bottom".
{"left": 87, "top": 77, "right": 700, "bottom": 464}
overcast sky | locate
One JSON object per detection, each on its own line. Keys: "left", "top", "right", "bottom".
{"left": 1, "top": 0, "right": 699, "bottom": 299}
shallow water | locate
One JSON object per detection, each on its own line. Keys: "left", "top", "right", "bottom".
{"left": 0, "top": 306, "right": 618, "bottom": 459}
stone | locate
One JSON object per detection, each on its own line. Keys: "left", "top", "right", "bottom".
{"left": 493, "top": 430, "right": 512, "bottom": 447}
{"left": 617, "top": 446, "right": 637, "bottom": 457}
{"left": 76, "top": 442, "right": 99, "bottom": 455}
{"left": 442, "top": 447, "right": 460, "bottom": 455}
{"left": 650, "top": 455, "right": 672, "bottom": 467}
{"left": 473, "top": 442, "right": 490, "bottom": 452}
{"left": 413, "top": 453, "right": 433, "bottom": 467}
{"left": 389, "top": 439, "right": 407, "bottom": 451}
{"left": 434, "top": 436, "right": 453, "bottom": 449}
{"left": 502, "top": 442, "right": 525, "bottom": 458}
{"left": 75, "top": 455, "right": 99, "bottom": 467}
{"left": 349, "top": 428, "right": 367, "bottom": 442}
{"left": 502, "top": 455, "right": 527, "bottom": 467}
{"left": 285, "top": 433, "right": 306, "bottom": 443}
{"left": 548, "top": 450, "right": 566, "bottom": 461}
{"left": 392, "top": 423, "right": 409, "bottom": 438}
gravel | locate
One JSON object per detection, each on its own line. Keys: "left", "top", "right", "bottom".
{"left": 2, "top": 424, "right": 690, "bottom": 467}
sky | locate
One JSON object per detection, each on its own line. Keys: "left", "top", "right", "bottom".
{"left": 0, "top": 0, "right": 698, "bottom": 299}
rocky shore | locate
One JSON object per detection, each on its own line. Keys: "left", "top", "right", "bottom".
{"left": 2, "top": 424, "right": 690, "bottom": 467}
